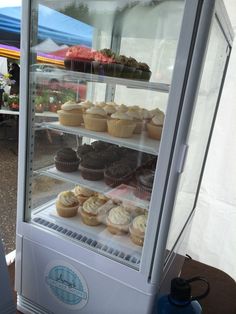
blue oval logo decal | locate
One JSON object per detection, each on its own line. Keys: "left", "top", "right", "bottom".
{"left": 45, "top": 265, "right": 88, "bottom": 308}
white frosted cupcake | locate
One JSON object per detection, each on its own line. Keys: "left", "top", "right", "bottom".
{"left": 107, "top": 111, "right": 136, "bottom": 138}
{"left": 118, "top": 104, "right": 128, "bottom": 112}
{"left": 83, "top": 106, "right": 108, "bottom": 132}
{"left": 104, "top": 104, "right": 116, "bottom": 116}
{"left": 80, "top": 196, "right": 107, "bottom": 226}
{"left": 126, "top": 109, "right": 143, "bottom": 134}
{"left": 106, "top": 205, "right": 132, "bottom": 234}
{"left": 57, "top": 101, "right": 83, "bottom": 126}
{"left": 147, "top": 110, "right": 165, "bottom": 140}
{"left": 129, "top": 214, "right": 147, "bottom": 246}
{"left": 73, "top": 185, "right": 95, "bottom": 205}
{"left": 56, "top": 191, "right": 79, "bottom": 217}
{"left": 80, "top": 100, "right": 94, "bottom": 112}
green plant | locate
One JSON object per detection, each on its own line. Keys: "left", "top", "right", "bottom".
{"left": 35, "top": 95, "right": 44, "bottom": 105}
{"left": 8, "top": 95, "right": 19, "bottom": 105}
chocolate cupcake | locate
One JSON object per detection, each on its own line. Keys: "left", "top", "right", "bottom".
{"left": 121, "top": 57, "right": 137, "bottom": 79}
{"left": 138, "top": 62, "right": 152, "bottom": 81}
{"left": 91, "top": 140, "right": 111, "bottom": 152}
{"left": 99, "top": 150, "right": 121, "bottom": 167}
{"left": 54, "top": 148, "right": 80, "bottom": 172}
{"left": 77, "top": 144, "right": 94, "bottom": 160}
{"left": 135, "top": 169, "right": 155, "bottom": 200}
{"left": 104, "top": 162, "right": 133, "bottom": 187}
{"left": 79, "top": 152, "right": 106, "bottom": 180}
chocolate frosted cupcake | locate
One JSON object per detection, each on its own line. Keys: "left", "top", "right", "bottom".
{"left": 77, "top": 144, "right": 94, "bottom": 160}
{"left": 135, "top": 169, "right": 155, "bottom": 200}
{"left": 79, "top": 152, "right": 106, "bottom": 180}
{"left": 91, "top": 140, "right": 111, "bottom": 152}
{"left": 99, "top": 150, "right": 120, "bottom": 167}
{"left": 54, "top": 148, "right": 80, "bottom": 172}
{"left": 121, "top": 57, "right": 137, "bottom": 79}
{"left": 138, "top": 62, "right": 152, "bottom": 81}
{"left": 104, "top": 162, "right": 133, "bottom": 187}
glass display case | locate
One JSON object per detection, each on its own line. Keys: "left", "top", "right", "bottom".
{"left": 15, "top": 1, "right": 233, "bottom": 314}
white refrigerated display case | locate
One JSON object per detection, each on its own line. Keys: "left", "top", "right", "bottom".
{"left": 15, "top": 1, "right": 233, "bottom": 313}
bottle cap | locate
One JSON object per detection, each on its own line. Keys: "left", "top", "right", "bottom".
{"left": 170, "top": 278, "right": 191, "bottom": 302}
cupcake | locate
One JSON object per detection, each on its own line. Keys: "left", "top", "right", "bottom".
{"left": 64, "top": 45, "right": 94, "bottom": 73}
{"left": 77, "top": 144, "right": 94, "bottom": 159}
{"left": 96, "top": 101, "right": 107, "bottom": 108}
{"left": 126, "top": 109, "right": 143, "bottom": 134}
{"left": 54, "top": 148, "right": 80, "bottom": 172}
{"left": 83, "top": 106, "right": 108, "bottom": 132}
{"left": 147, "top": 110, "right": 165, "bottom": 140}
{"left": 91, "top": 140, "right": 111, "bottom": 152}
{"left": 138, "top": 62, "right": 152, "bottom": 81}
{"left": 135, "top": 169, "right": 155, "bottom": 201}
{"left": 106, "top": 205, "right": 132, "bottom": 234}
{"left": 117, "top": 104, "right": 128, "bottom": 113}
{"left": 79, "top": 152, "right": 106, "bottom": 180}
{"left": 80, "top": 100, "right": 94, "bottom": 113}
{"left": 129, "top": 214, "right": 147, "bottom": 246}
{"left": 139, "top": 108, "right": 152, "bottom": 126}
{"left": 73, "top": 185, "right": 95, "bottom": 205}
{"left": 107, "top": 111, "right": 136, "bottom": 138}
{"left": 56, "top": 191, "right": 79, "bottom": 217}
{"left": 121, "top": 57, "right": 137, "bottom": 79}
{"left": 104, "top": 104, "right": 116, "bottom": 116}
{"left": 104, "top": 162, "right": 133, "bottom": 187}
{"left": 57, "top": 101, "right": 83, "bottom": 126}
{"left": 80, "top": 196, "right": 107, "bottom": 226}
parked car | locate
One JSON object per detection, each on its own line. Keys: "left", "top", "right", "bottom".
{"left": 30, "top": 63, "right": 87, "bottom": 99}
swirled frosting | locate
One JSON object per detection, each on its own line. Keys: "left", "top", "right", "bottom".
{"left": 61, "top": 101, "right": 82, "bottom": 111}
{"left": 152, "top": 111, "right": 165, "bottom": 126}
{"left": 83, "top": 196, "right": 106, "bottom": 214}
{"left": 108, "top": 206, "right": 131, "bottom": 225}
{"left": 80, "top": 100, "right": 94, "bottom": 109}
{"left": 132, "top": 215, "right": 147, "bottom": 233}
{"left": 111, "top": 112, "right": 133, "bottom": 121}
{"left": 58, "top": 191, "right": 78, "bottom": 207}
{"left": 74, "top": 186, "right": 94, "bottom": 197}
{"left": 139, "top": 108, "right": 152, "bottom": 120}
{"left": 86, "top": 106, "right": 107, "bottom": 117}
{"left": 126, "top": 109, "right": 142, "bottom": 120}
{"left": 104, "top": 104, "right": 116, "bottom": 115}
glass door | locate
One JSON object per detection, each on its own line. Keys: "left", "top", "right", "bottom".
{"left": 24, "top": 0, "right": 185, "bottom": 270}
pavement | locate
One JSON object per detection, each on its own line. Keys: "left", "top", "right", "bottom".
{"left": 0, "top": 118, "right": 18, "bottom": 255}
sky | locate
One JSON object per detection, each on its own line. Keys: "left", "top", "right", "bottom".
{"left": 0, "top": 0, "right": 21, "bottom": 8}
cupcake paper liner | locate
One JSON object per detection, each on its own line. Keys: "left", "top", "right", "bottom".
{"left": 54, "top": 157, "right": 80, "bottom": 172}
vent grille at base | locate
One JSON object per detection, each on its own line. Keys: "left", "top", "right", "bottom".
{"left": 33, "top": 217, "right": 140, "bottom": 267}
{"left": 18, "top": 295, "right": 53, "bottom": 314}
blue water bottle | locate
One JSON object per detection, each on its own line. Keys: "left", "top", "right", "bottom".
{"left": 157, "top": 276, "right": 210, "bottom": 314}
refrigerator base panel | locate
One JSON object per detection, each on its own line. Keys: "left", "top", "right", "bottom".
{"left": 19, "top": 238, "right": 155, "bottom": 314}
{"left": 32, "top": 201, "right": 142, "bottom": 268}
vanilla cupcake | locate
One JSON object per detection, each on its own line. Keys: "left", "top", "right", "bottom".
{"left": 118, "top": 104, "right": 128, "bottom": 112}
{"left": 83, "top": 106, "right": 108, "bottom": 132}
{"left": 57, "top": 101, "right": 83, "bottom": 126}
{"left": 96, "top": 101, "right": 107, "bottom": 108}
{"left": 147, "top": 110, "right": 165, "bottom": 140}
{"left": 80, "top": 100, "right": 94, "bottom": 113}
{"left": 149, "top": 107, "right": 163, "bottom": 118}
{"left": 56, "top": 191, "right": 79, "bottom": 217}
{"left": 139, "top": 108, "right": 152, "bottom": 129}
{"left": 107, "top": 111, "right": 136, "bottom": 138}
{"left": 80, "top": 196, "right": 107, "bottom": 226}
{"left": 106, "top": 205, "right": 132, "bottom": 234}
{"left": 73, "top": 185, "right": 95, "bottom": 205}
{"left": 126, "top": 109, "right": 143, "bottom": 134}
{"left": 104, "top": 104, "right": 116, "bottom": 116}
{"left": 129, "top": 214, "right": 147, "bottom": 246}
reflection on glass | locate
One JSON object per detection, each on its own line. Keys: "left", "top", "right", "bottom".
{"left": 166, "top": 19, "right": 229, "bottom": 255}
